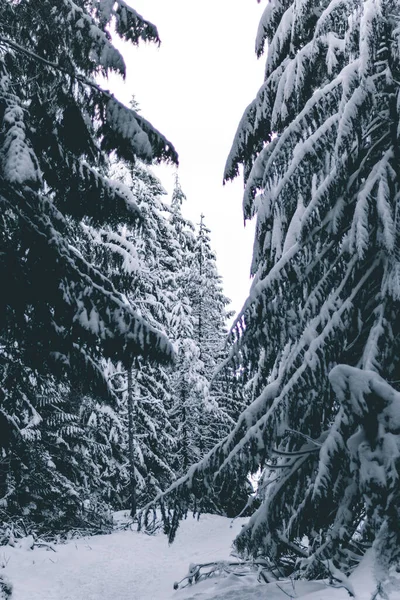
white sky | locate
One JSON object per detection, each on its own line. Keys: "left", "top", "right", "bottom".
{"left": 108, "top": 1, "right": 265, "bottom": 317}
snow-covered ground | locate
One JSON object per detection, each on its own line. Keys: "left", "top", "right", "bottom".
{"left": 0, "top": 513, "right": 396, "bottom": 599}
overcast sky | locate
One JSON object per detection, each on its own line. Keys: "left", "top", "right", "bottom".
{"left": 109, "top": 1, "right": 265, "bottom": 317}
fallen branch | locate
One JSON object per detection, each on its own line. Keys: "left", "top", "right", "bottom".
{"left": 173, "top": 559, "right": 276, "bottom": 591}
{"left": 33, "top": 542, "right": 57, "bottom": 553}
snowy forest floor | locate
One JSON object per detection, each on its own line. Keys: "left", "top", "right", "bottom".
{"left": 1, "top": 512, "right": 386, "bottom": 600}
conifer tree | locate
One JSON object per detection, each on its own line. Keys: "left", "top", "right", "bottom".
{"left": 0, "top": 0, "right": 177, "bottom": 522}
{"left": 1, "top": 375, "right": 127, "bottom": 531}
{"left": 187, "top": 216, "right": 236, "bottom": 451}
{"left": 148, "top": 1, "right": 400, "bottom": 589}
{"left": 189, "top": 216, "right": 232, "bottom": 377}
{"left": 77, "top": 390, "right": 128, "bottom": 513}
{"left": 83, "top": 163, "right": 180, "bottom": 510}
{"left": 0, "top": 0, "right": 177, "bottom": 387}
{"left": 125, "top": 166, "right": 181, "bottom": 507}
{"left": 167, "top": 178, "right": 209, "bottom": 474}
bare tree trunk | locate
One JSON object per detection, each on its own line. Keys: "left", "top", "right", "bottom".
{"left": 127, "top": 366, "right": 136, "bottom": 518}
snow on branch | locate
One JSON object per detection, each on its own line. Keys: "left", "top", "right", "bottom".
{"left": 68, "top": 159, "right": 142, "bottom": 224}
{"left": 314, "top": 0, "right": 355, "bottom": 40}
{"left": 63, "top": 0, "right": 126, "bottom": 75}
{"left": 255, "top": 0, "right": 292, "bottom": 58}
{"left": 0, "top": 36, "right": 178, "bottom": 166}
{"left": 1, "top": 181, "right": 175, "bottom": 366}
{"left": 102, "top": 97, "right": 178, "bottom": 164}
{"left": 349, "top": 150, "right": 393, "bottom": 260}
{"left": 139, "top": 265, "right": 378, "bottom": 535}
{"left": 114, "top": 1, "right": 160, "bottom": 46}
{"left": 264, "top": 4, "right": 294, "bottom": 77}
{"left": 329, "top": 365, "right": 400, "bottom": 426}
{"left": 0, "top": 91, "right": 41, "bottom": 187}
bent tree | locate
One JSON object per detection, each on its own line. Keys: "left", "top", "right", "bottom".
{"left": 149, "top": 0, "right": 400, "bottom": 592}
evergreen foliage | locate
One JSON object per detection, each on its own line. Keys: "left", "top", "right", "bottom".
{"left": 189, "top": 216, "right": 232, "bottom": 378}
{"left": 148, "top": 0, "right": 400, "bottom": 589}
{"left": 167, "top": 179, "right": 211, "bottom": 475}
{"left": 167, "top": 183, "right": 235, "bottom": 477}
{"left": 0, "top": 0, "right": 177, "bottom": 386}
{"left": 187, "top": 216, "right": 237, "bottom": 451}
{"left": 107, "top": 164, "right": 180, "bottom": 508}
{"left": 86, "top": 167, "right": 234, "bottom": 511}
{"left": 0, "top": 0, "right": 177, "bottom": 529}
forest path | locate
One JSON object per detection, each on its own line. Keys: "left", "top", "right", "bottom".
{"left": 2, "top": 513, "right": 378, "bottom": 599}
{"left": 3, "top": 514, "right": 245, "bottom": 600}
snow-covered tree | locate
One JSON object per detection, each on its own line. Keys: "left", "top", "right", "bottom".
{"left": 146, "top": 0, "right": 400, "bottom": 590}
{"left": 186, "top": 216, "right": 237, "bottom": 451}
{"left": 118, "top": 166, "right": 180, "bottom": 510}
{"left": 189, "top": 216, "right": 232, "bottom": 376}
{"left": 0, "top": 0, "right": 176, "bottom": 383}
{"left": 166, "top": 179, "right": 209, "bottom": 475}
{"left": 66, "top": 168, "right": 239, "bottom": 518}
{"left": 166, "top": 185, "right": 237, "bottom": 479}
{"left": 0, "top": 0, "right": 176, "bottom": 523}
{"left": 81, "top": 163, "right": 180, "bottom": 511}
{"left": 0, "top": 375, "right": 124, "bottom": 531}
{"left": 76, "top": 390, "right": 128, "bottom": 513}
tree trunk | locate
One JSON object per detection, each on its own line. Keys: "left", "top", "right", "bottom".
{"left": 127, "top": 366, "right": 136, "bottom": 518}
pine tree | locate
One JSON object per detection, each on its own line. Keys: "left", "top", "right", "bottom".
{"left": 189, "top": 216, "right": 232, "bottom": 377}
{"left": 124, "top": 166, "right": 180, "bottom": 509}
{"left": 188, "top": 218, "right": 250, "bottom": 435}
{"left": 77, "top": 390, "right": 128, "bottom": 515}
{"left": 167, "top": 179, "right": 208, "bottom": 475}
{"left": 148, "top": 0, "right": 400, "bottom": 589}
{"left": 161, "top": 190, "right": 250, "bottom": 516}
{"left": 89, "top": 163, "right": 181, "bottom": 510}
{"left": 0, "top": 374, "right": 124, "bottom": 532}
{"left": 0, "top": 0, "right": 177, "bottom": 523}
{"left": 187, "top": 216, "right": 236, "bottom": 451}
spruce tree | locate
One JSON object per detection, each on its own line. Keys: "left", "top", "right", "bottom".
{"left": 0, "top": 0, "right": 177, "bottom": 523}
{"left": 187, "top": 216, "right": 236, "bottom": 451}
{"left": 167, "top": 179, "right": 209, "bottom": 475}
{"left": 0, "top": 0, "right": 177, "bottom": 386}
{"left": 82, "top": 162, "right": 180, "bottom": 510}
{"left": 77, "top": 390, "right": 128, "bottom": 515}
{"left": 189, "top": 215, "right": 232, "bottom": 378}
{"left": 149, "top": 0, "right": 400, "bottom": 590}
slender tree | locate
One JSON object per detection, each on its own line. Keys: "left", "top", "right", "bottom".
{"left": 189, "top": 216, "right": 232, "bottom": 375}
{"left": 126, "top": 366, "right": 137, "bottom": 516}
{"left": 167, "top": 180, "right": 208, "bottom": 474}
{"left": 187, "top": 216, "right": 236, "bottom": 451}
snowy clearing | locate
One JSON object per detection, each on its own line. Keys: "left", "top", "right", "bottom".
{"left": 0, "top": 513, "right": 393, "bottom": 600}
